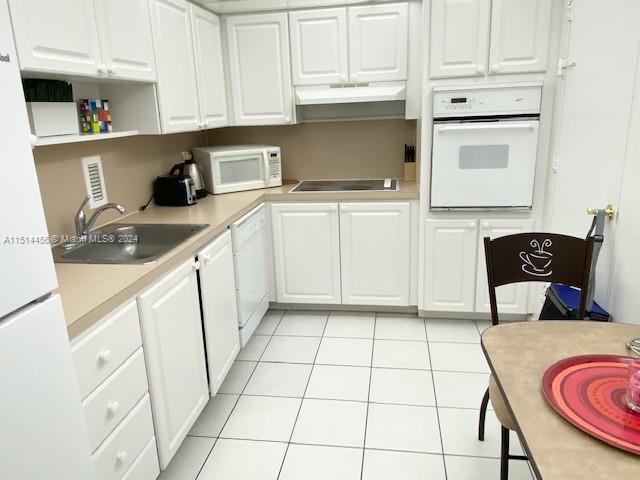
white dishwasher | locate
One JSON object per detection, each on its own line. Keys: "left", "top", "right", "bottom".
{"left": 230, "top": 204, "right": 270, "bottom": 347}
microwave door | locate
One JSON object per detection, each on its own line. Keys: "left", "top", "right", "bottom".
{"left": 430, "top": 121, "right": 539, "bottom": 209}
{"left": 213, "top": 153, "right": 267, "bottom": 194}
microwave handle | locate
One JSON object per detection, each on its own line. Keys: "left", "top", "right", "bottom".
{"left": 437, "top": 123, "right": 537, "bottom": 133}
{"left": 263, "top": 151, "right": 270, "bottom": 178}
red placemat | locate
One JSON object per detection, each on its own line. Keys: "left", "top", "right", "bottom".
{"left": 541, "top": 354, "right": 640, "bottom": 455}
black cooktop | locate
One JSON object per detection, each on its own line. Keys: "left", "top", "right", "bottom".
{"left": 290, "top": 179, "right": 399, "bottom": 192}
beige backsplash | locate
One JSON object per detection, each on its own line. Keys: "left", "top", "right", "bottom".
{"left": 34, "top": 119, "right": 417, "bottom": 238}
{"left": 207, "top": 119, "right": 417, "bottom": 181}
{"left": 34, "top": 131, "right": 207, "bottom": 237}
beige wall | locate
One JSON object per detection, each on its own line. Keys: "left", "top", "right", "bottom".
{"left": 34, "top": 119, "right": 416, "bottom": 237}
{"left": 207, "top": 119, "right": 417, "bottom": 181}
{"left": 34, "top": 131, "right": 206, "bottom": 237}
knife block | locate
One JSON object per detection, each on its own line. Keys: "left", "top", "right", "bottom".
{"left": 403, "top": 162, "right": 416, "bottom": 182}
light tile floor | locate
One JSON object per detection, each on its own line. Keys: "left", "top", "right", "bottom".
{"left": 159, "top": 311, "right": 534, "bottom": 480}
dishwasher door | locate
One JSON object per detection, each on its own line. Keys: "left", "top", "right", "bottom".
{"left": 231, "top": 205, "right": 269, "bottom": 345}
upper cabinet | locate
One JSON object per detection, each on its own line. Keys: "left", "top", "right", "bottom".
{"left": 190, "top": 4, "right": 229, "bottom": 128}
{"left": 226, "top": 13, "right": 293, "bottom": 125}
{"left": 348, "top": 3, "right": 409, "bottom": 83}
{"left": 430, "top": 0, "right": 551, "bottom": 78}
{"left": 289, "top": 8, "right": 348, "bottom": 86}
{"left": 9, "top": 0, "right": 156, "bottom": 81}
{"left": 149, "top": 0, "right": 228, "bottom": 133}
{"left": 93, "top": 0, "right": 157, "bottom": 81}
{"left": 289, "top": 3, "right": 408, "bottom": 86}
{"left": 488, "top": 0, "right": 552, "bottom": 75}
{"left": 429, "top": 0, "right": 490, "bottom": 78}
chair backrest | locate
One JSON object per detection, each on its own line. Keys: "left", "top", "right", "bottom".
{"left": 484, "top": 233, "right": 595, "bottom": 325}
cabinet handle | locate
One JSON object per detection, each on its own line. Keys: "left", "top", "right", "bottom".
{"left": 476, "top": 65, "right": 485, "bottom": 74}
{"left": 98, "top": 349, "right": 112, "bottom": 363}
{"left": 97, "top": 64, "right": 107, "bottom": 75}
{"left": 115, "top": 450, "right": 128, "bottom": 464}
{"left": 482, "top": 221, "right": 490, "bottom": 229}
{"left": 491, "top": 64, "right": 500, "bottom": 73}
{"left": 107, "top": 401, "right": 120, "bottom": 415}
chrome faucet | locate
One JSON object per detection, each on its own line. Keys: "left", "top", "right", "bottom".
{"left": 74, "top": 195, "right": 126, "bottom": 238}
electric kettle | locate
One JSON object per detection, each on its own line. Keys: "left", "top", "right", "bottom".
{"left": 170, "top": 151, "right": 207, "bottom": 198}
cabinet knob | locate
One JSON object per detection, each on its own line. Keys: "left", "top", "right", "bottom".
{"left": 284, "top": 116, "right": 291, "bottom": 123}
{"left": 107, "top": 65, "right": 116, "bottom": 76}
{"left": 329, "top": 205, "right": 337, "bottom": 212}
{"left": 351, "top": 73, "right": 358, "bottom": 81}
{"left": 98, "top": 349, "right": 112, "bottom": 363}
{"left": 340, "top": 205, "right": 347, "bottom": 212}
{"left": 115, "top": 450, "right": 128, "bottom": 464}
{"left": 491, "top": 64, "right": 500, "bottom": 73}
{"left": 97, "top": 64, "right": 107, "bottom": 75}
{"left": 482, "top": 221, "right": 490, "bottom": 229}
{"left": 469, "top": 221, "right": 476, "bottom": 229}
{"left": 193, "top": 260, "right": 201, "bottom": 271}
{"left": 339, "top": 74, "right": 346, "bottom": 82}
{"left": 476, "top": 65, "right": 485, "bottom": 74}
{"left": 203, "top": 254, "right": 213, "bottom": 265}
{"left": 107, "top": 401, "right": 120, "bottom": 415}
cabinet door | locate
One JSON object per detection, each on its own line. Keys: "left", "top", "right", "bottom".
{"left": 289, "top": 8, "right": 348, "bottom": 86}
{"left": 424, "top": 219, "right": 478, "bottom": 312}
{"left": 488, "top": 0, "right": 552, "bottom": 74}
{"left": 429, "top": 0, "right": 491, "bottom": 78}
{"left": 348, "top": 3, "right": 408, "bottom": 82}
{"left": 149, "top": 0, "right": 200, "bottom": 133}
{"left": 8, "top": 0, "right": 102, "bottom": 76}
{"left": 198, "top": 231, "right": 240, "bottom": 396}
{"left": 190, "top": 4, "right": 229, "bottom": 128}
{"left": 94, "top": 0, "right": 156, "bottom": 81}
{"left": 476, "top": 219, "right": 534, "bottom": 314}
{"left": 340, "top": 203, "right": 411, "bottom": 306}
{"left": 226, "top": 13, "right": 293, "bottom": 125}
{"left": 137, "top": 258, "right": 208, "bottom": 469}
{"left": 271, "top": 203, "right": 341, "bottom": 304}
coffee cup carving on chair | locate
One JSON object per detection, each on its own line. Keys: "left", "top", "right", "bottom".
{"left": 520, "top": 239, "right": 553, "bottom": 277}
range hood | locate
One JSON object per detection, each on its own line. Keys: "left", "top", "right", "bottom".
{"left": 295, "top": 82, "right": 406, "bottom": 105}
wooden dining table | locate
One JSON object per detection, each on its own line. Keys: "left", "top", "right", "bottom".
{"left": 481, "top": 320, "right": 640, "bottom": 479}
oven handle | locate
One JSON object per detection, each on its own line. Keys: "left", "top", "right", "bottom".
{"left": 437, "top": 122, "right": 537, "bottom": 133}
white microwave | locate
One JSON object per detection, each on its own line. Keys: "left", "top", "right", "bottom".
{"left": 192, "top": 145, "right": 282, "bottom": 195}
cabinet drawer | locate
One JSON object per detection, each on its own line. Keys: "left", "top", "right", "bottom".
{"left": 121, "top": 437, "right": 160, "bottom": 480}
{"left": 93, "top": 394, "right": 154, "bottom": 480}
{"left": 72, "top": 300, "right": 142, "bottom": 398}
{"left": 83, "top": 348, "right": 149, "bottom": 451}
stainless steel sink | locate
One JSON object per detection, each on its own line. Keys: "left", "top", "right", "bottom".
{"left": 53, "top": 223, "right": 209, "bottom": 264}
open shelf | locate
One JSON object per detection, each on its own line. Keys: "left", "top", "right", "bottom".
{"left": 34, "top": 130, "right": 140, "bottom": 147}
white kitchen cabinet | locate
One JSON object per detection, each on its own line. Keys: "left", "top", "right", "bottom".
{"left": 226, "top": 13, "right": 293, "bottom": 125}
{"left": 190, "top": 4, "right": 229, "bottom": 128}
{"left": 8, "top": 0, "right": 103, "bottom": 76}
{"left": 271, "top": 203, "right": 341, "bottom": 304}
{"left": 488, "top": 0, "right": 552, "bottom": 74}
{"left": 348, "top": 3, "right": 408, "bottom": 83}
{"left": 339, "top": 202, "right": 411, "bottom": 306}
{"left": 429, "top": 0, "right": 491, "bottom": 78}
{"left": 423, "top": 219, "right": 478, "bottom": 312}
{"left": 137, "top": 258, "right": 208, "bottom": 469}
{"left": 198, "top": 231, "right": 240, "bottom": 396}
{"left": 289, "top": 8, "right": 348, "bottom": 86}
{"left": 475, "top": 218, "right": 534, "bottom": 314}
{"left": 94, "top": 0, "right": 157, "bottom": 81}
{"left": 149, "top": 0, "right": 201, "bottom": 133}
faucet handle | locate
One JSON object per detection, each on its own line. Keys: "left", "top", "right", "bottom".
{"left": 78, "top": 195, "right": 91, "bottom": 212}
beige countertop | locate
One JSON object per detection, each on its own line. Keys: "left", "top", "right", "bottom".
{"left": 60, "top": 182, "right": 419, "bottom": 338}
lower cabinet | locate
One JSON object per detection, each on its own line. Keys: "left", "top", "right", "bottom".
{"left": 198, "top": 230, "right": 241, "bottom": 396}
{"left": 340, "top": 202, "right": 411, "bottom": 306}
{"left": 137, "top": 258, "right": 209, "bottom": 469}
{"left": 271, "top": 202, "right": 412, "bottom": 306}
{"left": 423, "top": 217, "right": 533, "bottom": 314}
{"left": 271, "top": 203, "right": 342, "bottom": 304}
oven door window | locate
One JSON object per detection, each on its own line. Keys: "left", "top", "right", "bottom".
{"left": 218, "top": 155, "right": 264, "bottom": 184}
{"left": 459, "top": 145, "right": 509, "bottom": 169}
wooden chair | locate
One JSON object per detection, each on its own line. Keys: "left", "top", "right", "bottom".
{"left": 478, "top": 233, "right": 595, "bottom": 480}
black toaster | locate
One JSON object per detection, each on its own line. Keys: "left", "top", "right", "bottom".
{"left": 154, "top": 174, "right": 197, "bottom": 206}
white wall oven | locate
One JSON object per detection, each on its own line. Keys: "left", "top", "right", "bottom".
{"left": 430, "top": 84, "right": 542, "bottom": 210}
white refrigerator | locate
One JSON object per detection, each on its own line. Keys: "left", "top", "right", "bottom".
{"left": 0, "top": 1, "right": 96, "bottom": 478}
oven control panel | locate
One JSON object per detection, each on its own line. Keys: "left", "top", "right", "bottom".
{"left": 433, "top": 84, "right": 542, "bottom": 118}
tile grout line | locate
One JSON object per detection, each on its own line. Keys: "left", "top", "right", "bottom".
{"left": 193, "top": 311, "right": 285, "bottom": 480}
{"left": 425, "top": 317, "right": 449, "bottom": 480}
{"left": 359, "top": 313, "right": 376, "bottom": 480}
{"left": 275, "top": 312, "right": 329, "bottom": 480}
